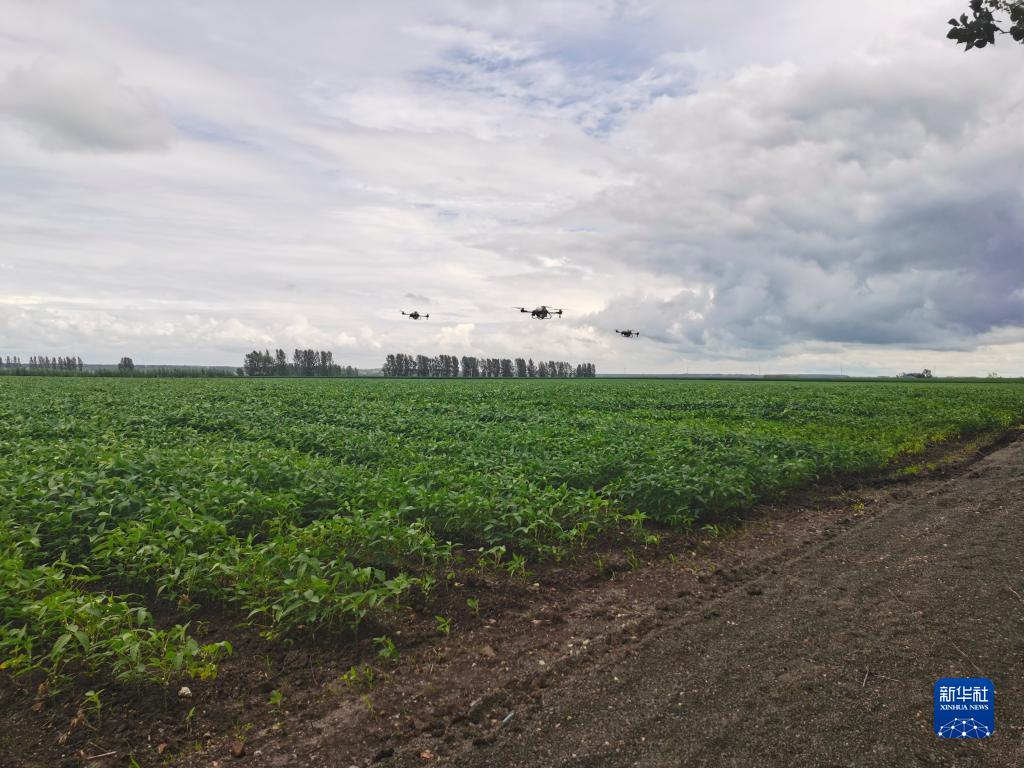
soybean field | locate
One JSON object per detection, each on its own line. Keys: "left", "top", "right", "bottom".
{"left": 2, "top": 377, "right": 1023, "bottom": 691}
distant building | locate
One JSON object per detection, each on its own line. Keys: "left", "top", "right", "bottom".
{"left": 898, "top": 369, "right": 933, "bottom": 379}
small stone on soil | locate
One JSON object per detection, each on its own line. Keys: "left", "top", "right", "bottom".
{"left": 230, "top": 740, "right": 245, "bottom": 758}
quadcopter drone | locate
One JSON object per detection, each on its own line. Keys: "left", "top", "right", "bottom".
{"left": 615, "top": 329, "right": 640, "bottom": 338}
{"left": 401, "top": 311, "right": 429, "bottom": 320}
{"left": 515, "top": 305, "right": 564, "bottom": 320}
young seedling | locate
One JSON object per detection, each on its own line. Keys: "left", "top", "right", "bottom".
{"left": 373, "top": 635, "right": 399, "bottom": 664}
{"left": 505, "top": 554, "right": 527, "bottom": 577}
{"left": 626, "top": 549, "right": 643, "bottom": 571}
{"left": 82, "top": 689, "right": 103, "bottom": 727}
{"left": 340, "top": 665, "right": 375, "bottom": 692}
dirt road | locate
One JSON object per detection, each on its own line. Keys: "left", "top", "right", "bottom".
{"left": 393, "top": 437, "right": 1024, "bottom": 767}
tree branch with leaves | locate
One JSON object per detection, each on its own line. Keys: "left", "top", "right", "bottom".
{"left": 947, "top": 0, "right": 1024, "bottom": 49}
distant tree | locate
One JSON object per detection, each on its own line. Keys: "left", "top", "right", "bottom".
{"left": 274, "top": 348, "right": 289, "bottom": 375}
{"left": 947, "top": 1, "right": 1024, "bottom": 49}
{"left": 317, "top": 350, "right": 330, "bottom": 375}
{"left": 241, "top": 347, "right": 350, "bottom": 377}
{"left": 414, "top": 354, "right": 428, "bottom": 378}
{"left": 117, "top": 356, "right": 135, "bottom": 373}
{"left": 243, "top": 350, "right": 260, "bottom": 376}
{"left": 292, "top": 348, "right": 320, "bottom": 376}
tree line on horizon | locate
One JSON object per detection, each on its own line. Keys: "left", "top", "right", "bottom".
{"left": 1, "top": 349, "right": 596, "bottom": 379}
{"left": 242, "top": 348, "right": 359, "bottom": 377}
{"left": 0, "top": 354, "right": 236, "bottom": 378}
{"left": 2, "top": 355, "right": 84, "bottom": 373}
{"left": 381, "top": 353, "right": 596, "bottom": 378}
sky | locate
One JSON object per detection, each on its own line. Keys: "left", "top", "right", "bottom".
{"left": 1, "top": 0, "right": 1022, "bottom": 375}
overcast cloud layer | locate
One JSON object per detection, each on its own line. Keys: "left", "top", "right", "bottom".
{"left": 2, "top": 0, "right": 1022, "bottom": 375}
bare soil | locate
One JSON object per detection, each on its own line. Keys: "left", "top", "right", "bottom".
{"left": 3, "top": 430, "right": 1021, "bottom": 767}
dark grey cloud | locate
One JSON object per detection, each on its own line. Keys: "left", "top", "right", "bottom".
{"left": 0, "top": 57, "right": 172, "bottom": 152}
{"left": 571, "top": 51, "right": 1024, "bottom": 357}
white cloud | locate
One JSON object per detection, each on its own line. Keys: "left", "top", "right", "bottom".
{"left": 438, "top": 322, "right": 475, "bottom": 347}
